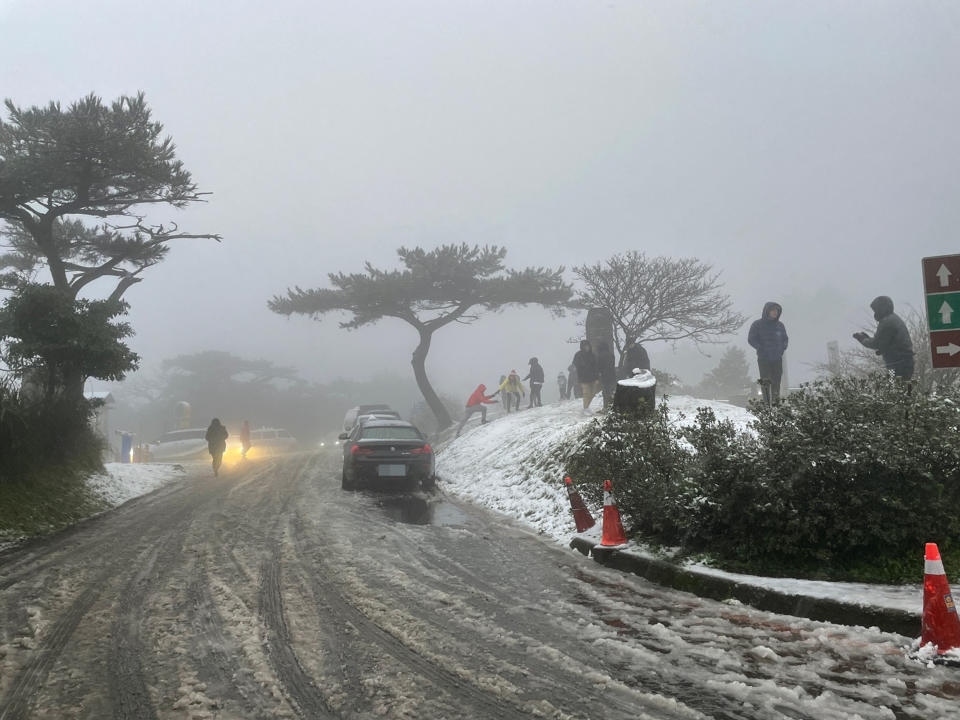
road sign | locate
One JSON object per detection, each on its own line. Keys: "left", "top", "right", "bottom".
{"left": 923, "top": 255, "right": 960, "bottom": 368}
{"left": 926, "top": 292, "right": 960, "bottom": 331}
{"left": 929, "top": 330, "right": 960, "bottom": 368}
{"left": 923, "top": 255, "right": 960, "bottom": 294}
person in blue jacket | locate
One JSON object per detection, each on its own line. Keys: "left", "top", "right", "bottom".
{"left": 747, "top": 302, "right": 788, "bottom": 405}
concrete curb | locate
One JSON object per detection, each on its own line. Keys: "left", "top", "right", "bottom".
{"left": 570, "top": 536, "right": 920, "bottom": 637}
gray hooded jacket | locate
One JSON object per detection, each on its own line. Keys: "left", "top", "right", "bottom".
{"left": 858, "top": 296, "right": 913, "bottom": 373}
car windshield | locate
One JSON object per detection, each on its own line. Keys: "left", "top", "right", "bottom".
{"left": 359, "top": 426, "right": 421, "bottom": 441}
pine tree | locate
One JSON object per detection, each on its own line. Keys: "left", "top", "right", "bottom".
{"left": 270, "top": 244, "right": 572, "bottom": 429}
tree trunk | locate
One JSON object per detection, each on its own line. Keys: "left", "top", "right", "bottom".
{"left": 411, "top": 329, "right": 453, "bottom": 430}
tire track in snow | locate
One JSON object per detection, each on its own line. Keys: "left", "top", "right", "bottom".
{"left": 257, "top": 454, "right": 336, "bottom": 719}
{"left": 286, "top": 507, "right": 537, "bottom": 720}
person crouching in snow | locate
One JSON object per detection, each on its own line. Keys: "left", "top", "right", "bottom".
{"left": 498, "top": 370, "right": 525, "bottom": 413}
{"left": 456, "top": 384, "right": 499, "bottom": 437}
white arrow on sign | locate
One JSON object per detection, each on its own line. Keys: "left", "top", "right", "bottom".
{"left": 936, "top": 343, "right": 960, "bottom": 356}
{"left": 941, "top": 300, "right": 954, "bottom": 325}
{"left": 938, "top": 263, "right": 952, "bottom": 287}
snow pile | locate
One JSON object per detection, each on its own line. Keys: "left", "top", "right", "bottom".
{"left": 618, "top": 370, "right": 656, "bottom": 388}
{"left": 437, "top": 395, "right": 922, "bottom": 615}
{"left": 437, "top": 395, "right": 753, "bottom": 540}
{"left": 87, "top": 463, "right": 185, "bottom": 506}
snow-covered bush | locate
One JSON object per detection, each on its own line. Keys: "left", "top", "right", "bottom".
{"left": 565, "top": 373, "right": 960, "bottom": 582}
{"left": 564, "top": 403, "right": 691, "bottom": 544}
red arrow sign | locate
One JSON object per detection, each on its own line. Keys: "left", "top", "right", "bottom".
{"left": 923, "top": 255, "right": 960, "bottom": 294}
{"left": 930, "top": 330, "right": 960, "bottom": 368}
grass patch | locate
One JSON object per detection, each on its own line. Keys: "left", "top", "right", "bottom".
{"left": 0, "top": 464, "right": 110, "bottom": 543}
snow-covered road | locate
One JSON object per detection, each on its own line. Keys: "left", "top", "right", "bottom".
{"left": 0, "top": 453, "right": 956, "bottom": 719}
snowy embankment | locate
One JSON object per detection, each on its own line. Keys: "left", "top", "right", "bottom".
{"left": 436, "top": 395, "right": 753, "bottom": 541}
{"left": 437, "top": 395, "right": 922, "bottom": 616}
{"left": 86, "top": 463, "right": 186, "bottom": 507}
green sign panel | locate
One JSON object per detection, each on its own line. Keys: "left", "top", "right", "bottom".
{"left": 926, "top": 291, "right": 960, "bottom": 331}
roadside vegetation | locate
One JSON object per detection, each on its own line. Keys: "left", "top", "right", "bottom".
{"left": 0, "top": 381, "right": 110, "bottom": 539}
{"left": 562, "top": 372, "right": 960, "bottom": 584}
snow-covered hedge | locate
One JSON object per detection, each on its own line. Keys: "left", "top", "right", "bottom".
{"left": 564, "top": 373, "right": 960, "bottom": 583}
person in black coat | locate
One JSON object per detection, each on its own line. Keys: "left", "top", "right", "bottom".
{"left": 596, "top": 341, "right": 617, "bottom": 410}
{"left": 523, "top": 357, "right": 545, "bottom": 408}
{"left": 853, "top": 296, "right": 914, "bottom": 379}
{"left": 572, "top": 340, "right": 600, "bottom": 413}
{"left": 205, "top": 418, "right": 229, "bottom": 477}
{"left": 747, "top": 302, "right": 789, "bottom": 405}
{"left": 619, "top": 337, "right": 651, "bottom": 378}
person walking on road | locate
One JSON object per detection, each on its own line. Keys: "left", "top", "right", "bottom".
{"left": 596, "top": 341, "right": 617, "bottom": 411}
{"left": 498, "top": 371, "right": 526, "bottom": 413}
{"left": 747, "top": 302, "right": 789, "bottom": 405}
{"left": 572, "top": 340, "right": 600, "bottom": 413}
{"left": 456, "top": 384, "right": 499, "bottom": 437}
{"left": 557, "top": 371, "right": 568, "bottom": 400}
{"left": 524, "top": 357, "right": 545, "bottom": 408}
{"left": 205, "top": 418, "right": 229, "bottom": 477}
{"left": 853, "top": 296, "right": 915, "bottom": 379}
{"left": 240, "top": 420, "right": 252, "bottom": 460}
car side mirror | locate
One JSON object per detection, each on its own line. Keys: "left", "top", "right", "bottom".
{"left": 338, "top": 432, "right": 349, "bottom": 441}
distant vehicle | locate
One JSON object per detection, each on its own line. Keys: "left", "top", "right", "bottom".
{"left": 147, "top": 428, "right": 209, "bottom": 462}
{"left": 236, "top": 427, "right": 297, "bottom": 457}
{"left": 339, "top": 419, "right": 435, "bottom": 491}
{"left": 343, "top": 404, "right": 397, "bottom": 432}
{"left": 354, "top": 411, "right": 401, "bottom": 428}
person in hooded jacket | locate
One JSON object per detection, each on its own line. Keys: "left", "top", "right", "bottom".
{"left": 596, "top": 341, "right": 617, "bottom": 410}
{"left": 853, "top": 296, "right": 914, "bottom": 379}
{"left": 557, "top": 371, "right": 568, "bottom": 400}
{"left": 619, "top": 337, "right": 651, "bottom": 379}
{"left": 572, "top": 340, "right": 600, "bottom": 413}
{"left": 523, "top": 357, "right": 545, "bottom": 408}
{"left": 205, "top": 418, "right": 229, "bottom": 477}
{"left": 456, "top": 384, "right": 499, "bottom": 437}
{"left": 747, "top": 302, "right": 789, "bottom": 405}
{"left": 498, "top": 370, "right": 526, "bottom": 412}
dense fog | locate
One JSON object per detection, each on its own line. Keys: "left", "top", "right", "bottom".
{"left": 2, "top": 0, "right": 958, "bottom": 439}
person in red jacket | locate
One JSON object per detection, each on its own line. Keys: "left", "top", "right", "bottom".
{"left": 455, "top": 383, "right": 499, "bottom": 437}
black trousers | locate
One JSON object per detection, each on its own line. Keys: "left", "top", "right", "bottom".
{"left": 757, "top": 357, "right": 783, "bottom": 405}
{"left": 529, "top": 382, "right": 542, "bottom": 407}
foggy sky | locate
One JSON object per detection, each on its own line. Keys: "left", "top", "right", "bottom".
{"left": 2, "top": 0, "right": 959, "bottom": 396}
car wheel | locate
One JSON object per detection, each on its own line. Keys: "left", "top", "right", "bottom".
{"left": 421, "top": 474, "right": 436, "bottom": 492}
{"left": 341, "top": 467, "right": 355, "bottom": 491}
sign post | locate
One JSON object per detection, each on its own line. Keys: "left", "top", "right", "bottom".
{"left": 922, "top": 255, "right": 960, "bottom": 368}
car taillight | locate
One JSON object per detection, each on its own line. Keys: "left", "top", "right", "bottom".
{"left": 411, "top": 444, "right": 432, "bottom": 455}
{"left": 351, "top": 444, "right": 374, "bottom": 455}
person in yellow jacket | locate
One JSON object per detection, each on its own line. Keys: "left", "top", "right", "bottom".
{"left": 498, "top": 370, "right": 526, "bottom": 413}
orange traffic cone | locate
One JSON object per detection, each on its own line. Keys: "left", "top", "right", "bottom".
{"left": 921, "top": 543, "right": 960, "bottom": 654}
{"left": 600, "top": 479, "right": 627, "bottom": 547}
{"left": 565, "top": 477, "right": 595, "bottom": 532}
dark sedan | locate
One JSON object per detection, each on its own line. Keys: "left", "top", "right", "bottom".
{"left": 339, "top": 419, "right": 435, "bottom": 491}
